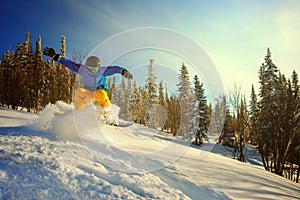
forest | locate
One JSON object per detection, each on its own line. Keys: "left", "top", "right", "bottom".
{"left": 0, "top": 33, "right": 299, "bottom": 182}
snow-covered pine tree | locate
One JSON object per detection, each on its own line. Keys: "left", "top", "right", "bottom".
{"left": 193, "top": 75, "right": 209, "bottom": 145}
{"left": 145, "top": 59, "right": 159, "bottom": 128}
{"left": 167, "top": 95, "right": 180, "bottom": 135}
{"left": 34, "top": 36, "right": 44, "bottom": 112}
{"left": 207, "top": 103, "right": 212, "bottom": 127}
{"left": 287, "top": 70, "right": 300, "bottom": 182}
{"left": 2, "top": 49, "right": 18, "bottom": 109}
{"left": 158, "top": 81, "right": 167, "bottom": 110}
{"left": 129, "top": 80, "right": 138, "bottom": 122}
{"left": 163, "top": 84, "right": 171, "bottom": 131}
{"left": 125, "top": 78, "right": 133, "bottom": 121}
{"left": 255, "top": 48, "right": 300, "bottom": 175}
{"left": 129, "top": 82, "right": 147, "bottom": 125}
{"left": 146, "top": 59, "right": 158, "bottom": 105}
{"left": 177, "top": 62, "right": 192, "bottom": 98}
{"left": 273, "top": 71, "right": 300, "bottom": 176}
{"left": 110, "top": 75, "right": 118, "bottom": 105}
{"left": 177, "top": 62, "right": 193, "bottom": 138}
{"left": 249, "top": 85, "right": 258, "bottom": 144}
{"left": 56, "top": 35, "right": 71, "bottom": 103}
{"left": 107, "top": 76, "right": 112, "bottom": 99}
{"left": 188, "top": 92, "right": 200, "bottom": 142}
{"left": 11, "top": 44, "right": 24, "bottom": 110}
{"left": 158, "top": 80, "right": 168, "bottom": 131}
{"left": 0, "top": 53, "right": 6, "bottom": 106}
{"left": 23, "top": 33, "right": 35, "bottom": 111}
{"left": 43, "top": 59, "right": 56, "bottom": 105}
{"left": 118, "top": 76, "right": 127, "bottom": 120}
{"left": 257, "top": 48, "right": 279, "bottom": 171}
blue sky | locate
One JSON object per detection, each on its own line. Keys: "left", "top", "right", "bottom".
{"left": 1, "top": 0, "right": 299, "bottom": 98}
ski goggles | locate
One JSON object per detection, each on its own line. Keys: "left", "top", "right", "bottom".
{"left": 87, "top": 66, "right": 100, "bottom": 72}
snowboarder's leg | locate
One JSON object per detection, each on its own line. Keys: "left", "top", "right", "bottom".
{"left": 74, "top": 88, "right": 95, "bottom": 110}
{"left": 95, "top": 89, "right": 111, "bottom": 107}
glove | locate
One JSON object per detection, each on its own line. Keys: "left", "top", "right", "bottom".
{"left": 121, "top": 69, "right": 133, "bottom": 79}
{"left": 43, "top": 47, "right": 60, "bottom": 61}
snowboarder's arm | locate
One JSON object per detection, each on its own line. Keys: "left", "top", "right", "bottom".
{"left": 100, "top": 66, "right": 132, "bottom": 79}
{"left": 58, "top": 57, "right": 81, "bottom": 73}
{"left": 43, "top": 47, "right": 81, "bottom": 72}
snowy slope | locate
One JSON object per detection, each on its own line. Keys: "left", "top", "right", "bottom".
{"left": 0, "top": 103, "right": 299, "bottom": 200}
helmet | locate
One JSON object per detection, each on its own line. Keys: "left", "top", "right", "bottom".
{"left": 85, "top": 56, "right": 101, "bottom": 67}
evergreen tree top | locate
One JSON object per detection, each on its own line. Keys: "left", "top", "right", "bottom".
{"left": 263, "top": 48, "right": 278, "bottom": 73}
{"left": 177, "top": 62, "right": 192, "bottom": 98}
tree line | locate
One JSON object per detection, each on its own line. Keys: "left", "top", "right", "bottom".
{"left": 219, "top": 48, "right": 299, "bottom": 182}
{"left": 107, "top": 59, "right": 211, "bottom": 144}
{"left": 0, "top": 33, "right": 75, "bottom": 113}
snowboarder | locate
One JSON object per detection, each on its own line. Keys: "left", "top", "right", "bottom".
{"left": 43, "top": 47, "right": 132, "bottom": 110}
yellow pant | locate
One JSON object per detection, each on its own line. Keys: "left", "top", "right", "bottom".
{"left": 74, "top": 88, "right": 111, "bottom": 110}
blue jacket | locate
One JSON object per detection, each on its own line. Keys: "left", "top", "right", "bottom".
{"left": 59, "top": 57, "right": 124, "bottom": 92}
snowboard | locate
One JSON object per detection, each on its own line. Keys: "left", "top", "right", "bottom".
{"left": 117, "top": 120, "right": 134, "bottom": 127}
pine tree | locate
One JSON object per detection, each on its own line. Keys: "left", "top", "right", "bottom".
{"left": 177, "top": 62, "right": 193, "bottom": 138}
{"left": 236, "top": 97, "right": 247, "bottom": 162}
{"left": 207, "top": 103, "right": 212, "bottom": 126}
{"left": 146, "top": 59, "right": 158, "bottom": 105}
{"left": 129, "top": 84, "right": 147, "bottom": 125}
{"left": 34, "top": 36, "right": 44, "bottom": 112}
{"left": 12, "top": 44, "right": 24, "bottom": 110}
{"left": 168, "top": 95, "right": 180, "bottom": 135}
{"left": 145, "top": 59, "right": 158, "bottom": 128}
{"left": 110, "top": 75, "right": 118, "bottom": 104}
{"left": 56, "top": 35, "right": 71, "bottom": 103}
{"left": 0, "top": 50, "right": 15, "bottom": 108}
{"left": 158, "top": 80, "right": 168, "bottom": 131}
{"left": 43, "top": 59, "right": 56, "bottom": 104}
{"left": 289, "top": 72, "right": 300, "bottom": 182}
{"left": 255, "top": 48, "right": 300, "bottom": 177}
{"left": 164, "top": 85, "right": 171, "bottom": 131}
{"left": 119, "top": 76, "right": 127, "bottom": 120}
{"left": 158, "top": 81, "right": 167, "bottom": 111}
{"left": 177, "top": 62, "right": 192, "bottom": 98}
{"left": 188, "top": 92, "right": 200, "bottom": 142}
{"left": 125, "top": 78, "right": 133, "bottom": 121}
{"left": 129, "top": 80, "right": 138, "bottom": 122}
{"left": 249, "top": 85, "right": 259, "bottom": 145}
{"left": 280, "top": 71, "right": 300, "bottom": 181}
{"left": 257, "top": 48, "right": 279, "bottom": 171}
{"left": 193, "top": 75, "right": 209, "bottom": 145}
{"left": 23, "top": 32, "right": 35, "bottom": 111}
